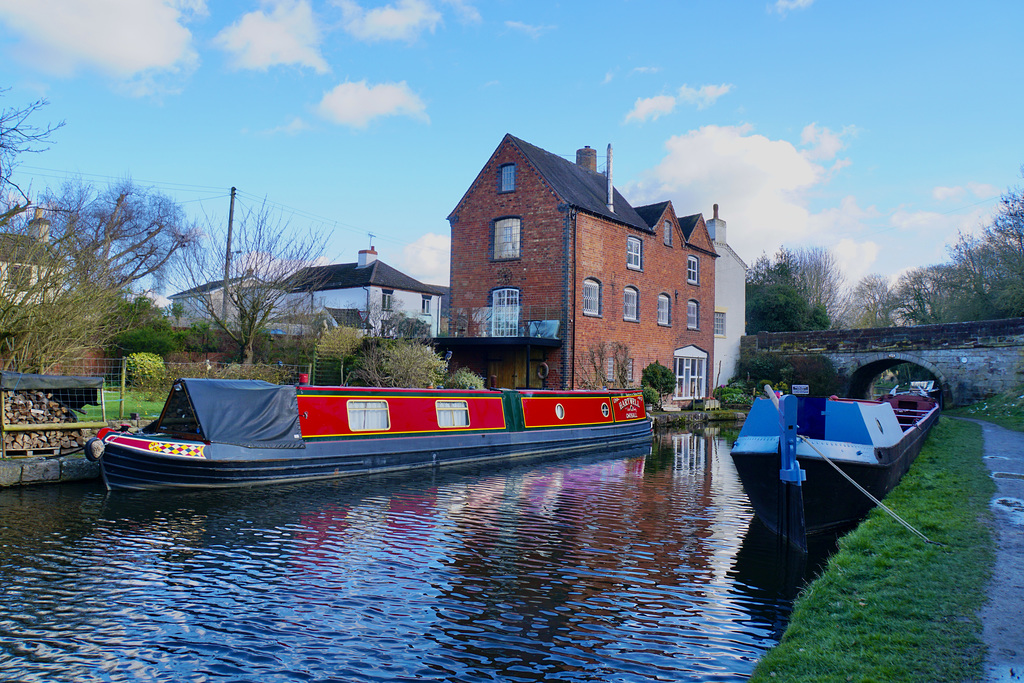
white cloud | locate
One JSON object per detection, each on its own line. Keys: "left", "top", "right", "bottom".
{"left": 677, "top": 83, "right": 732, "bottom": 109}
{"left": 441, "top": 0, "right": 480, "bottom": 24}
{"left": 800, "top": 122, "right": 855, "bottom": 161}
{"left": 215, "top": 0, "right": 328, "bottom": 73}
{"left": 504, "top": 20, "right": 555, "bottom": 39}
{"left": 624, "top": 95, "right": 676, "bottom": 124}
{"left": 771, "top": 0, "right": 815, "bottom": 14}
{"left": 0, "top": 0, "right": 202, "bottom": 87}
{"left": 832, "top": 237, "right": 880, "bottom": 285}
{"left": 397, "top": 232, "right": 450, "bottom": 285}
{"left": 627, "top": 124, "right": 825, "bottom": 263}
{"left": 624, "top": 83, "right": 732, "bottom": 123}
{"left": 260, "top": 116, "right": 312, "bottom": 136}
{"left": 316, "top": 80, "right": 428, "bottom": 128}
{"left": 631, "top": 66, "right": 660, "bottom": 75}
{"left": 932, "top": 181, "right": 1000, "bottom": 201}
{"left": 338, "top": 0, "right": 441, "bottom": 42}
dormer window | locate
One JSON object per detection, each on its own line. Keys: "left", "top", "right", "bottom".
{"left": 499, "top": 163, "right": 516, "bottom": 193}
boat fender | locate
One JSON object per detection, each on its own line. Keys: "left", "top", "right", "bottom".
{"left": 85, "top": 437, "right": 105, "bottom": 463}
{"left": 536, "top": 362, "right": 550, "bottom": 380}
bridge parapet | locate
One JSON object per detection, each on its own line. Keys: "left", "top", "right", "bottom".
{"left": 740, "top": 318, "right": 1024, "bottom": 407}
{"left": 747, "top": 317, "right": 1024, "bottom": 354}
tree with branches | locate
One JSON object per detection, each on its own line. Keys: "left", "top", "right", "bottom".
{"left": 173, "top": 199, "right": 327, "bottom": 364}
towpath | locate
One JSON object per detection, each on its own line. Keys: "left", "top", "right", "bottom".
{"left": 970, "top": 419, "right": 1024, "bottom": 682}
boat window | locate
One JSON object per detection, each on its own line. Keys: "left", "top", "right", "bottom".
{"left": 436, "top": 400, "right": 470, "bottom": 428}
{"left": 347, "top": 400, "right": 390, "bottom": 431}
{"left": 154, "top": 383, "right": 202, "bottom": 436}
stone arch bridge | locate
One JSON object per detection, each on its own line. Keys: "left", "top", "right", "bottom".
{"left": 740, "top": 318, "right": 1024, "bottom": 407}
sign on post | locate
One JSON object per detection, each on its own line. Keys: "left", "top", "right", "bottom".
{"left": 791, "top": 384, "right": 810, "bottom": 395}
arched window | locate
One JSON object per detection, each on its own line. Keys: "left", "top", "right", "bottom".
{"left": 492, "top": 288, "right": 520, "bottom": 337}
{"left": 624, "top": 287, "right": 639, "bottom": 322}
{"left": 582, "top": 278, "right": 602, "bottom": 316}
{"left": 658, "top": 293, "right": 671, "bottom": 326}
{"left": 663, "top": 220, "right": 673, "bottom": 246}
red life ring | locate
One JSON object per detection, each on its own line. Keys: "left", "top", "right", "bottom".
{"left": 536, "top": 362, "right": 550, "bottom": 380}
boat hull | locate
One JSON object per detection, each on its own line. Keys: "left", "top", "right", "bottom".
{"left": 730, "top": 396, "right": 939, "bottom": 535}
{"left": 98, "top": 383, "right": 653, "bottom": 491}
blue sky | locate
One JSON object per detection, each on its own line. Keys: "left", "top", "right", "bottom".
{"left": 1, "top": 0, "right": 1022, "bottom": 295}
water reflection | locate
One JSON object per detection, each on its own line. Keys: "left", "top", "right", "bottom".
{"left": 0, "top": 429, "right": 835, "bottom": 682}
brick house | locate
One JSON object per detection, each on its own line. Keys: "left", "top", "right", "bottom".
{"left": 441, "top": 134, "right": 717, "bottom": 402}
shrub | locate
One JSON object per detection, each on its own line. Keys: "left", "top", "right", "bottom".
{"left": 641, "top": 362, "right": 676, "bottom": 409}
{"left": 446, "top": 367, "right": 485, "bottom": 390}
{"left": 642, "top": 385, "right": 660, "bottom": 408}
{"left": 126, "top": 352, "right": 167, "bottom": 397}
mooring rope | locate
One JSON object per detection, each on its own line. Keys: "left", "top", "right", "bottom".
{"left": 796, "top": 433, "right": 942, "bottom": 546}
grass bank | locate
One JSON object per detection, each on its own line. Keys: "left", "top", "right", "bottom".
{"left": 945, "top": 385, "right": 1024, "bottom": 432}
{"left": 750, "top": 417, "right": 995, "bottom": 682}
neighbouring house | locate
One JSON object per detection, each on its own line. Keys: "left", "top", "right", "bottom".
{"left": 441, "top": 134, "right": 717, "bottom": 402}
{"left": 0, "top": 209, "right": 53, "bottom": 303}
{"left": 706, "top": 204, "right": 747, "bottom": 387}
{"left": 288, "top": 248, "right": 447, "bottom": 338}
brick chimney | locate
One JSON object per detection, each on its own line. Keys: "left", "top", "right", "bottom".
{"left": 576, "top": 146, "right": 597, "bottom": 173}
{"left": 28, "top": 207, "right": 50, "bottom": 243}
{"left": 357, "top": 246, "right": 378, "bottom": 268}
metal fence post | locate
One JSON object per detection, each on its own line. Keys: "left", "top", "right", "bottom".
{"left": 119, "top": 357, "right": 127, "bottom": 420}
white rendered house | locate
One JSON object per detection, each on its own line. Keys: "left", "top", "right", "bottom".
{"left": 705, "top": 205, "right": 747, "bottom": 386}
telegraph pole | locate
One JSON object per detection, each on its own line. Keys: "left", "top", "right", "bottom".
{"left": 221, "top": 187, "right": 236, "bottom": 321}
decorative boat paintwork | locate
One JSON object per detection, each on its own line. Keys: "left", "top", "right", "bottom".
{"left": 94, "top": 379, "right": 652, "bottom": 491}
{"left": 730, "top": 393, "right": 939, "bottom": 535}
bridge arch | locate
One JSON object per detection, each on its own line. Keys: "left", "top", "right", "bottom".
{"left": 844, "top": 352, "right": 952, "bottom": 405}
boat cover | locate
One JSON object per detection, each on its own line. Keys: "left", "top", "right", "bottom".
{"left": 177, "top": 378, "right": 304, "bottom": 449}
{"left": 0, "top": 371, "right": 103, "bottom": 412}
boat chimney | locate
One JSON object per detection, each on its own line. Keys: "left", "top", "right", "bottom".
{"left": 357, "top": 246, "right": 378, "bottom": 268}
{"left": 605, "top": 143, "right": 614, "bottom": 213}
{"left": 576, "top": 146, "right": 597, "bottom": 173}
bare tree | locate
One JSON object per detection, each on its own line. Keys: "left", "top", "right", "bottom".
{"left": 792, "top": 246, "right": 850, "bottom": 327}
{"left": 0, "top": 206, "right": 122, "bottom": 370}
{"left": 849, "top": 274, "right": 897, "bottom": 328}
{"left": 892, "top": 265, "right": 959, "bottom": 325}
{"left": 174, "top": 200, "right": 327, "bottom": 364}
{"left": 37, "top": 178, "right": 199, "bottom": 292}
{"left": 1, "top": 91, "right": 64, "bottom": 200}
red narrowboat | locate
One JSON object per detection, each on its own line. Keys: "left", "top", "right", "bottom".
{"left": 90, "top": 379, "right": 653, "bottom": 491}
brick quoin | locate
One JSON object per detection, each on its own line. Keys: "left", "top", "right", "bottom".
{"left": 447, "top": 135, "right": 717, "bottom": 399}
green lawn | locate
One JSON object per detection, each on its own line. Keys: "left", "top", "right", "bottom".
{"left": 945, "top": 385, "right": 1024, "bottom": 432}
{"left": 80, "top": 390, "right": 166, "bottom": 423}
{"left": 750, "top": 418, "right": 995, "bottom": 682}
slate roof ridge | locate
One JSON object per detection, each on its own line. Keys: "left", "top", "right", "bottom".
{"left": 506, "top": 135, "right": 651, "bottom": 232}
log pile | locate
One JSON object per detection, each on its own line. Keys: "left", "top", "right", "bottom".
{"left": 2, "top": 390, "right": 87, "bottom": 453}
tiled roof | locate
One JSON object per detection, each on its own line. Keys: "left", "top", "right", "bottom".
{"left": 678, "top": 213, "right": 701, "bottom": 241}
{"left": 507, "top": 135, "right": 652, "bottom": 232}
{"left": 634, "top": 202, "right": 671, "bottom": 228}
{"left": 292, "top": 260, "right": 446, "bottom": 296}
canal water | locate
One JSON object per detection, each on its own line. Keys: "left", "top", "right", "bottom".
{"left": 0, "top": 428, "right": 835, "bottom": 682}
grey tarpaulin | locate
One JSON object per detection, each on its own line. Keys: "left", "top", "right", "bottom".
{"left": 155, "top": 378, "right": 305, "bottom": 449}
{"left": 0, "top": 372, "right": 103, "bottom": 412}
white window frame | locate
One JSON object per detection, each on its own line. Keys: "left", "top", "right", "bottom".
{"left": 687, "top": 300, "right": 699, "bottom": 330}
{"left": 623, "top": 287, "right": 639, "bottom": 322}
{"left": 491, "top": 288, "right": 520, "bottom": 337}
{"left": 626, "top": 236, "right": 642, "bottom": 270}
{"left": 436, "top": 400, "right": 470, "bottom": 428}
{"left": 499, "top": 163, "right": 516, "bottom": 192}
{"left": 664, "top": 220, "right": 673, "bottom": 246}
{"left": 348, "top": 400, "right": 391, "bottom": 431}
{"left": 381, "top": 289, "right": 394, "bottom": 311}
{"left": 714, "top": 311, "right": 726, "bottom": 337}
{"left": 582, "top": 278, "right": 601, "bottom": 316}
{"left": 673, "top": 346, "right": 708, "bottom": 400}
{"left": 657, "top": 294, "right": 671, "bottom": 326}
{"left": 422, "top": 295, "right": 431, "bottom": 315}
{"left": 605, "top": 356, "right": 614, "bottom": 383}
{"left": 494, "top": 217, "right": 521, "bottom": 260}
{"left": 687, "top": 255, "right": 699, "bottom": 284}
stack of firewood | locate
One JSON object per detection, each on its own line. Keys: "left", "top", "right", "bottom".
{"left": 2, "top": 390, "right": 87, "bottom": 452}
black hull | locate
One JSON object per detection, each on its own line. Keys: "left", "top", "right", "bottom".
{"left": 101, "top": 421, "right": 653, "bottom": 491}
{"left": 731, "top": 411, "right": 938, "bottom": 535}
